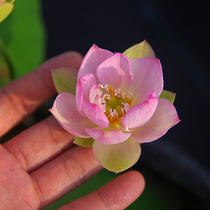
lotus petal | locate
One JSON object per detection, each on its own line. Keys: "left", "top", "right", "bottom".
{"left": 93, "top": 137, "right": 141, "bottom": 173}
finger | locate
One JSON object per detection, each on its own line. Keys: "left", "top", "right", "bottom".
{"left": 59, "top": 170, "right": 145, "bottom": 210}
{"left": 3, "top": 116, "right": 74, "bottom": 172}
{"left": 0, "top": 52, "right": 83, "bottom": 137}
{"left": 30, "top": 146, "right": 102, "bottom": 209}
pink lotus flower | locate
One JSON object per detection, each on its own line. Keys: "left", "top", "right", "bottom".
{"left": 50, "top": 41, "right": 180, "bottom": 173}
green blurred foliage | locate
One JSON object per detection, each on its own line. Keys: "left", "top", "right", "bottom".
{"left": 0, "top": 0, "right": 45, "bottom": 80}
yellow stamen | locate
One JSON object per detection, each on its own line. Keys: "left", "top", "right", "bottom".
{"left": 100, "top": 85, "right": 133, "bottom": 122}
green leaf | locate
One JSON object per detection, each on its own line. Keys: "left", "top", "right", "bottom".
{"left": 123, "top": 40, "right": 156, "bottom": 61}
{"left": 93, "top": 138, "right": 141, "bottom": 173}
{"left": 52, "top": 68, "right": 78, "bottom": 95}
{"left": 159, "top": 90, "right": 176, "bottom": 104}
{"left": 74, "top": 136, "right": 94, "bottom": 147}
{"left": 0, "top": 0, "right": 46, "bottom": 78}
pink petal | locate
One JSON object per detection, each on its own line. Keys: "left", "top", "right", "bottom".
{"left": 89, "top": 84, "right": 101, "bottom": 106}
{"left": 77, "top": 44, "right": 114, "bottom": 83}
{"left": 83, "top": 101, "right": 109, "bottom": 128}
{"left": 76, "top": 74, "right": 96, "bottom": 116}
{"left": 122, "top": 90, "right": 158, "bottom": 129}
{"left": 50, "top": 92, "right": 96, "bottom": 138}
{"left": 132, "top": 98, "right": 180, "bottom": 143}
{"left": 130, "top": 58, "right": 163, "bottom": 99}
{"left": 97, "top": 53, "right": 133, "bottom": 91}
{"left": 85, "top": 127, "right": 131, "bottom": 144}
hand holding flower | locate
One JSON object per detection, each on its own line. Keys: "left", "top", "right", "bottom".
{"left": 0, "top": 51, "right": 145, "bottom": 209}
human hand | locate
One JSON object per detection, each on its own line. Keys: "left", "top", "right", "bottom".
{"left": 0, "top": 52, "right": 145, "bottom": 209}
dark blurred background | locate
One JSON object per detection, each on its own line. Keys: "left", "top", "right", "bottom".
{"left": 41, "top": 0, "right": 210, "bottom": 209}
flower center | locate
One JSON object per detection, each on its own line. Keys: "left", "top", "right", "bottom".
{"left": 99, "top": 84, "right": 133, "bottom": 122}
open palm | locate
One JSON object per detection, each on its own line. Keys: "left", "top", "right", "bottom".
{"left": 0, "top": 52, "right": 145, "bottom": 209}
